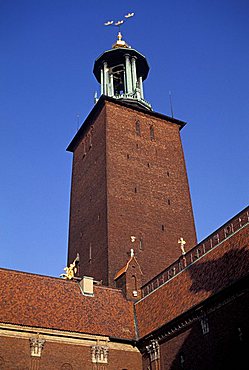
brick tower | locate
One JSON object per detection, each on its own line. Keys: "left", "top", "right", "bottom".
{"left": 67, "top": 32, "right": 197, "bottom": 287}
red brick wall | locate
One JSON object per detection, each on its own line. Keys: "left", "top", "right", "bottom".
{"left": 155, "top": 290, "right": 249, "bottom": 370}
{"left": 0, "top": 336, "right": 30, "bottom": 369}
{"left": 0, "top": 336, "right": 142, "bottom": 370}
{"left": 106, "top": 101, "right": 196, "bottom": 286}
{"left": 108, "top": 349, "right": 142, "bottom": 369}
{"left": 115, "top": 257, "right": 143, "bottom": 301}
{"left": 67, "top": 105, "right": 109, "bottom": 284}
{"left": 136, "top": 223, "right": 249, "bottom": 338}
{"left": 67, "top": 99, "right": 196, "bottom": 287}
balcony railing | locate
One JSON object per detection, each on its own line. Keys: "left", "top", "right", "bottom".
{"left": 113, "top": 93, "right": 152, "bottom": 110}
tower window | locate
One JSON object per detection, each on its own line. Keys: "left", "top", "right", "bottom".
{"left": 89, "top": 243, "right": 92, "bottom": 263}
{"left": 82, "top": 141, "right": 86, "bottom": 158}
{"left": 168, "top": 199, "right": 171, "bottom": 205}
{"left": 139, "top": 237, "right": 143, "bottom": 250}
{"left": 135, "top": 120, "right": 141, "bottom": 136}
{"left": 135, "top": 187, "right": 137, "bottom": 193}
{"left": 167, "top": 171, "right": 170, "bottom": 177}
{"left": 162, "top": 225, "right": 165, "bottom": 231}
{"left": 150, "top": 125, "right": 155, "bottom": 141}
{"left": 127, "top": 154, "right": 130, "bottom": 159}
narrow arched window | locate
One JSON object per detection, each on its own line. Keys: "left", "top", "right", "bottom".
{"left": 135, "top": 120, "right": 141, "bottom": 136}
{"left": 150, "top": 125, "right": 155, "bottom": 140}
{"left": 132, "top": 275, "right": 138, "bottom": 292}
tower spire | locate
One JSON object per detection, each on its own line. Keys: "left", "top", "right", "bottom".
{"left": 94, "top": 13, "right": 152, "bottom": 110}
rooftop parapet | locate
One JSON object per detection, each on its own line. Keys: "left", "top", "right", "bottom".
{"left": 141, "top": 206, "right": 249, "bottom": 299}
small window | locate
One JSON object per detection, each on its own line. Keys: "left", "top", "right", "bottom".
{"left": 200, "top": 314, "right": 209, "bottom": 334}
{"left": 168, "top": 199, "right": 171, "bottom": 205}
{"left": 89, "top": 243, "right": 92, "bottom": 263}
{"left": 179, "top": 352, "right": 185, "bottom": 368}
{"left": 147, "top": 163, "right": 150, "bottom": 168}
{"left": 167, "top": 171, "right": 170, "bottom": 177}
{"left": 132, "top": 275, "right": 138, "bottom": 291}
{"left": 162, "top": 225, "right": 165, "bottom": 231}
{"left": 139, "top": 237, "right": 143, "bottom": 250}
{"left": 150, "top": 125, "right": 155, "bottom": 140}
{"left": 135, "top": 120, "right": 141, "bottom": 136}
{"left": 237, "top": 327, "right": 243, "bottom": 342}
{"left": 127, "top": 154, "right": 130, "bottom": 159}
{"left": 82, "top": 141, "right": 86, "bottom": 158}
{"left": 135, "top": 187, "right": 137, "bottom": 193}
{"left": 89, "top": 130, "right": 93, "bottom": 149}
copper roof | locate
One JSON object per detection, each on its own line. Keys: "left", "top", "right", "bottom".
{"left": 114, "top": 256, "right": 143, "bottom": 280}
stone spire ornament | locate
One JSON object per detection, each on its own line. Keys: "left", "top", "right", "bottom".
{"left": 178, "top": 237, "right": 186, "bottom": 255}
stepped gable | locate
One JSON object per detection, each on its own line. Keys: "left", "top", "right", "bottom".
{"left": 135, "top": 207, "right": 249, "bottom": 339}
{"left": 0, "top": 268, "right": 135, "bottom": 340}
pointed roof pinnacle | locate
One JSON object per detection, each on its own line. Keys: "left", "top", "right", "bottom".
{"left": 112, "top": 31, "right": 130, "bottom": 49}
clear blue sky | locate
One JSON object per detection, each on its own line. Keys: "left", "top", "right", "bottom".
{"left": 1, "top": 0, "right": 248, "bottom": 278}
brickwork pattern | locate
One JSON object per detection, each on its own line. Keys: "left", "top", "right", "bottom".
{"left": 0, "top": 269, "right": 135, "bottom": 339}
{"left": 67, "top": 105, "right": 109, "bottom": 284}
{"left": 156, "top": 290, "right": 249, "bottom": 370}
{"left": 68, "top": 98, "right": 196, "bottom": 287}
{"left": 135, "top": 223, "right": 249, "bottom": 338}
{"left": 105, "top": 101, "right": 196, "bottom": 286}
{"left": 0, "top": 336, "right": 142, "bottom": 370}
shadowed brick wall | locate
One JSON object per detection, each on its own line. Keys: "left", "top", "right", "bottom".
{"left": 135, "top": 223, "right": 249, "bottom": 338}
{"left": 148, "top": 290, "right": 249, "bottom": 370}
{"left": 67, "top": 105, "right": 108, "bottom": 284}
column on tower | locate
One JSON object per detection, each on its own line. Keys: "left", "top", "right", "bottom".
{"left": 124, "top": 54, "right": 133, "bottom": 95}
{"left": 102, "top": 62, "right": 115, "bottom": 97}
{"left": 123, "top": 70, "right": 127, "bottom": 94}
{"left": 131, "top": 56, "right": 137, "bottom": 92}
{"left": 100, "top": 69, "right": 104, "bottom": 95}
{"left": 109, "top": 73, "right": 114, "bottom": 97}
{"left": 103, "top": 62, "right": 108, "bottom": 95}
{"left": 139, "top": 76, "right": 144, "bottom": 99}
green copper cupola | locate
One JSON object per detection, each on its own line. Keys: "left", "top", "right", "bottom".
{"left": 93, "top": 32, "right": 152, "bottom": 110}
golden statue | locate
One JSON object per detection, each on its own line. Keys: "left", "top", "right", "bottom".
{"left": 60, "top": 254, "right": 80, "bottom": 280}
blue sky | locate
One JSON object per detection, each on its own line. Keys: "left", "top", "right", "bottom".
{"left": 1, "top": 0, "right": 248, "bottom": 278}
